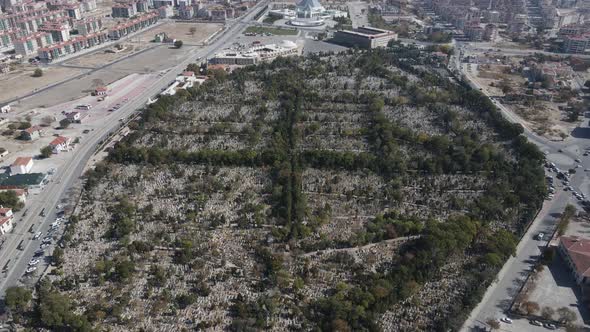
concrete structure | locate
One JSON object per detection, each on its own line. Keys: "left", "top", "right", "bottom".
{"left": 64, "top": 3, "right": 81, "bottom": 20}
{"left": 179, "top": 5, "right": 194, "bottom": 19}
{"left": 563, "top": 34, "right": 590, "bottom": 54}
{"left": 10, "top": 156, "right": 33, "bottom": 175}
{"left": 112, "top": 3, "right": 138, "bottom": 18}
{"left": 20, "top": 125, "right": 41, "bottom": 140}
{"left": 75, "top": 17, "right": 102, "bottom": 36}
{"left": 13, "top": 31, "right": 53, "bottom": 57}
{"left": 0, "top": 173, "right": 46, "bottom": 189}
{"left": 157, "top": 5, "right": 173, "bottom": 18}
{"left": 38, "top": 30, "right": 109, "bottom": 61}
{"left": 210, "top": 40, "right": 298, "bottom": 65}
{"left": 81, "top": 0, "right": 97, "bottom": 12}
{"left": 94, "top": 86, "right": 107, "bottom": 95}
{"left": 0, "top": 207, "right": 13, "bottom": 234}
{"left": 48, "top": 135, "right": 71, "bottom": 153}
{"left": 333, "top": 26, "right": 398, "bottom": 49}
{"left": 39, "top": 21, "right": 70, "bottom": 42}
{"left": 296, "top": 0, "right": 325, "bottom": 18}
{"left": 108, "top": 11, "right": 158, "bottom": 40}
{"left": 559, "top": 236, "right": 590, "bottom": 286}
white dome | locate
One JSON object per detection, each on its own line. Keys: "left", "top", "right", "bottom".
{"left": 281, "top": 40, "right": 297, "bottom": 48}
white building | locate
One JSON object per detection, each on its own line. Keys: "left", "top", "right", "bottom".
{"left": 296, "top": 0, "right": 325, "bottom": 18}
{"left": 210, "top": 40, "right": 299, "bottom": 65}
{"left": 0, "top": 207, "right": 13, "bottom": 234}
{"left": 10, "top": 156, "right": 33, "bottom": 175}
{"left": 48, "top": 136, "right": 71, "bottom": 154}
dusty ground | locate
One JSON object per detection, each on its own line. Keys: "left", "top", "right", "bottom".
{"left": 472, "top": 63, "right": 577, "bottom": 140}
{"left": 131, "top": 21, "right": 224, "bottom": 45}
{"left": 63, "top": 43, "right": 152, "bottom": 68}
{"left": 0, "top": 65, "right": 86, "bottom": 104}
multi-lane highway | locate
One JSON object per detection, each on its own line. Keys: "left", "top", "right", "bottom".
{"left": 458, "top": 43, "right": 590, "bottom": 331}
{"left": 0, "top": 0, "right": 269, "bottom": 295}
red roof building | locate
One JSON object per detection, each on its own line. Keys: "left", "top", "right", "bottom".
{"left": 49, "top": 136, "right": 71, "bottom": 153}
{"left": 0, "top": 207, "right": 13, "bottom": 234}
{"left": 559, "top": 236, "right": 590, "bottom": 285}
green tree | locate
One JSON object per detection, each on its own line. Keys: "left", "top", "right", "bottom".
{"left": 40, "top": 146, "right": 52, "bottom": 158}
{"left": 0, "top": 191, "right": 24, "bottom": 211}
{"left": 541, "top": 306, "right": 555, "bottom": 320}
{"left": 53, "top": 247, "right": 64, "bottom": 267}
{"left": 557, "top": 307, "right": 577, "bottom": 324}
{"left": 32, "top": 68, "right": 43, "bottom": 77}
{"left": 486, "top": 318, "right": 500, "bottom": 330}
{"left": 59, "top": 118, "right": 71, "bottom": 129}
{"left": 174, "top": 40, "right": 183, "bottom": 48}
{"left": 5, "top": 286, "right": 32, "bottom": 313}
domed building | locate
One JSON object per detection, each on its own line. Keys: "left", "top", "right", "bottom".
{"left": 296, "top": 0, "right": 325, "bottom": 18}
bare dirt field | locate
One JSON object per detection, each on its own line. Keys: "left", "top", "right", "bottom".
{"left": 132, "top": 21, "right": 223, "bottom": 45}
{"left": 63, "top": 43, "right": 152, "bottom": 68}
{"left": 0, "top": 65, "right": 85, "bottom": 104}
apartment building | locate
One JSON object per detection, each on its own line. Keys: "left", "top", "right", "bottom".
{"left": 563, "top": 33, "right": 590, "bottom": 53}
{"left": 37, "top": 30, "right": 108, "bottom": 61}
{"left": 179, "top": 5, "right": 194, "bottom": 19}
{"left": 112, "top": 2, "right": 137, "bottom": 18}
{"left": 108, "top": 11, "right": 158, "bottom": 39}
{"left": 39, "top": 21, "right": 69, "bottom": 42}
{"left": 13, "top": 31, "right": 52, "bottom": 56}
{"left": 75, "top": 16, "right": 102, "bottom": 35}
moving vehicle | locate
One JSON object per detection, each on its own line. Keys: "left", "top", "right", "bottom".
{"left": 75, "top": 104, "right": 92, "bottom": 110}
{"left": 17, "top": 240, "right": 24, "bottom": 250}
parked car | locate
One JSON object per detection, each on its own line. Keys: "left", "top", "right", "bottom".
{"left": 33, "top": 232, "right": 41, "bottom": 240}
{"left": 25, "top": 266, "right": 36, "bottom": 274}
{"left": 537, "top": 232, "right": 545, "bottom": 240}
{"left": 500, "top": 317, "right": 513, "bottom": 324}
{"left": 28, "top": 259, "right": 39, "bottom": 266}
{"left": 543, "top": 323, "right": 557, "bottom": 330}
{"left": 530, "top": 320, "right": 542, "bottom": 326}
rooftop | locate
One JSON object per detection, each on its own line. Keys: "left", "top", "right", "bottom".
{"left": 11, "top": 156, "right": 32, "bottom": 167}
{"left": 49, "top": 136, "right": 69, "bottom": 146}
{"left": 0, "top": 173, "right": 46, "bottom": 187}
{"left": 561, "top": 236, "right": 590, "bottom": 277}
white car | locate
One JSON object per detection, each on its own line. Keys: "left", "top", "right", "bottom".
{"left": 25, "top": 266, "right": 37, "bottom": 274}
{"left": 500, "top": 317, "right": 513, "bottom": 324}
{"left": 28, "top": 259, "right": 39, "bottom": 266}
{"left": 33, "top": 232, "right": 42, "bottom": 240}
{"left": 537, "top": 232, "right": 545, "bottom": 240}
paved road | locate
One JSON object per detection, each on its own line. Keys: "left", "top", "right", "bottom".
{"left": 458, "top": 44, "right": 590, "bottom": 331}
{"left": 0, "top": 0, "right": 270, "bottom": 296}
